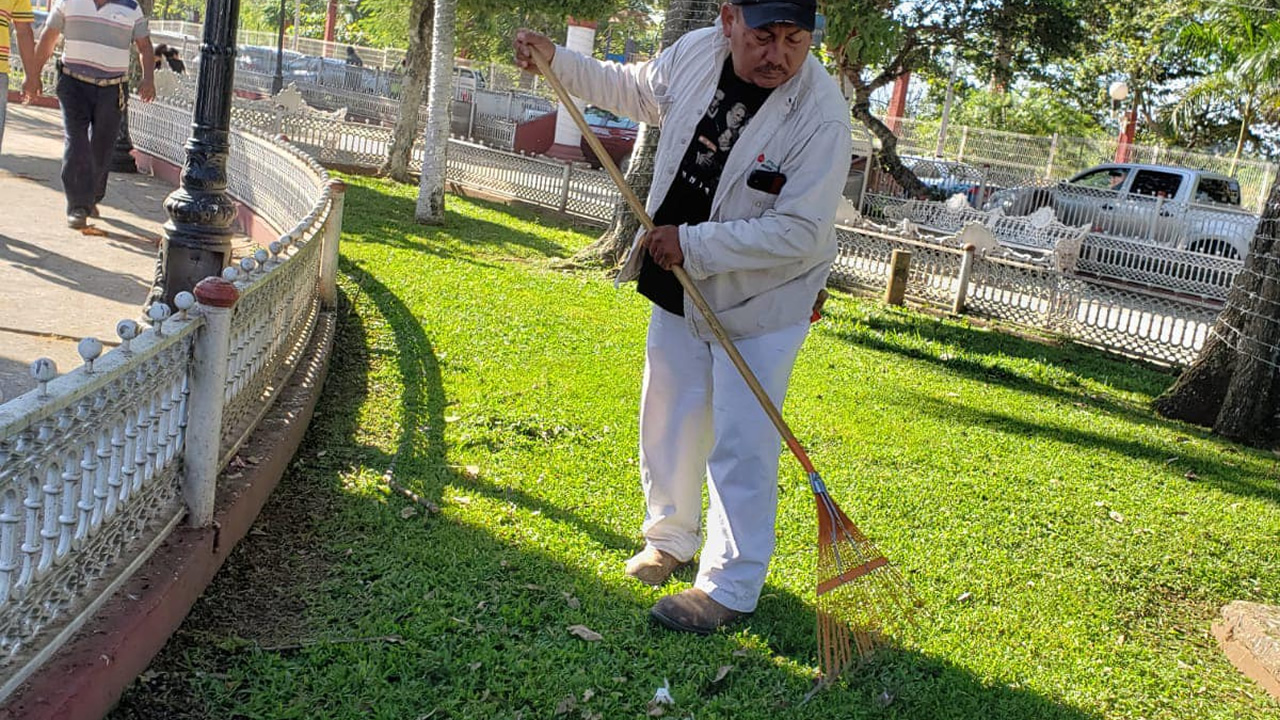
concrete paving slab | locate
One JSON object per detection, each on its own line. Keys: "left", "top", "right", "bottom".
{"left": 0, "top": 104, "right": 251, "bottom": 403}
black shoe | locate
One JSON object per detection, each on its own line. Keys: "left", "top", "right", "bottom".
{"left": 67, "top": 209, "right": 89, "bottom": 229}
{"left": 89, "top": 205, "right": 100, "bottom": 218}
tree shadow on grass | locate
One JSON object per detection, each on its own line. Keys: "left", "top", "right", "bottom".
{"left": 339, "top": 181, "right": 577, "bottom": 263}
{"left": 817, "top": 299, "right": 1187, "bottom": 427}
{"left": 904, "top": 390, "right": 1280, "bottom": 506}
{"left": 338, "top": 258, "right": 635, "bottom": 552}
{"left": 747, "top": 586, "right": 1102, "bottom": 720}
{"left": 819, "top": 299, "right": 1176, "bottom": 399}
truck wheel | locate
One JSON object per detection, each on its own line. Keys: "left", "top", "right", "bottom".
{"left": 1006, "top": 187, "right": 1054, "bottom": 216}
{"left": 1188, "top": 239, "right": 1240, "bottom": 260}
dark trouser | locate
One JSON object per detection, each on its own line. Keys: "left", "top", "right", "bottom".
{"left": 56, "top": 73, "right": 124, "bottom": 214}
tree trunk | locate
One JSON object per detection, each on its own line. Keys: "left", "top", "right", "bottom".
{"left": 565, "top": 111, "right": 655, "bottom": 268}
{"left": 1154, "top": 167, "right": 1280, "bottom": 446}
{"left": 989, "top": 32, "right": 1012, "bottom": 94}
{"left": 382, "top": 0, "right": 433, "bottom": 182}
{"left": 415, "top": 0, "right": 456, "bottom": 224}
{"left": 849, "top": 88, "right": 932, "bottom": 200}
{"left": 1231, "top": 93, "right": 1253, "bottom": 171}
{"left": 564, "top": 0, "right": 718, "bottom": 269}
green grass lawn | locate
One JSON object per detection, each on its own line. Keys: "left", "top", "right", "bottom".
{"left": 114, "top": 176, "right": 1280, "bottom": 719}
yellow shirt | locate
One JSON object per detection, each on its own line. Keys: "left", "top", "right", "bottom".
{"left": 0, "top": 0, "right": 36, "bottom": 74}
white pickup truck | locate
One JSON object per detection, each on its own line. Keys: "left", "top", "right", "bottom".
{"left": 984, "top": 163, "right": 1260, "bottom": 259}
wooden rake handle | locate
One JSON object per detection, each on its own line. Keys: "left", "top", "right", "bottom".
{"left": 529, "top": 47, "right": 818, "bottom": 476}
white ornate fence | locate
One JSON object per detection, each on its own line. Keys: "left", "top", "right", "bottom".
{"left": 0, "top": 99, "right": 341, "bottom": 701}
{"left": 830, "top": 227, "right": 1218, "bottom": 366}
{"left": 875, "top": 195, "right": 1246, "bottom": 303}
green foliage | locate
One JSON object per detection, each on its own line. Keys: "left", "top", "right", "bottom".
{"left": 1162, "top": 0, "right": 1280, "bottom": 157}
{"left": 938, "top": 86, "right": 1108, "bottom": 137}
{"left": 115, "top": 177, "right": 1280, "bottom": 720}
{"left": 820, "top": 0, "right": 913, "bottom": 73}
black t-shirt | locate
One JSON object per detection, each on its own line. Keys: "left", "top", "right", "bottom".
{"left": 637, "top": 56, "right": 774, "bottom": 316}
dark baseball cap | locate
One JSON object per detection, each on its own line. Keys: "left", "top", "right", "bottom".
{"left": 731, "top": 0, "right": 817, "bottom": 31}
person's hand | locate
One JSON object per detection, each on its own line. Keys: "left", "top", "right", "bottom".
{"left": 643, "top": 225, "right": 683, "bottom": 270}
{"left": 139, "top": 78, "right": 156, "bottom": 102}
{"left": 21, "top": 75, "right": 41, "bottom": 102}
{"left": 514, "top": 29, "right": 555, "bottom": 73}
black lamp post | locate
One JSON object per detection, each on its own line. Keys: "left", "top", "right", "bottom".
{"left": 112, "top": 93, "right": 139, "bottom": 172}
{"left": 150, "top": 0, "right": 242, "bottom": 308}
{"left": 272, "top": 0, "right": 286, "bottom": 94}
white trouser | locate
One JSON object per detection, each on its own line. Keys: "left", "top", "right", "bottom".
{"left": 639, "top": 306, "right": 809, "bottom": 613}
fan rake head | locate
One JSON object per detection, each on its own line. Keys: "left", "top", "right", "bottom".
{"left": 811, "top": 472, "right": 917, "bottom": 682}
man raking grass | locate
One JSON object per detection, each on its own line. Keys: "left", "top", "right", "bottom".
{"left": 517, "top": 0, "right": 913, "bottom": 681}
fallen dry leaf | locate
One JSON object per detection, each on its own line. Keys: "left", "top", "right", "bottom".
{"left": 452, "top": 495, "right": 473, "bottom": 506}
{"left": 732, "top": 648, "right": 750, "bottom": 657}
{"left": 1184, "top": 471, "right": 1199, "bottom": 480}
{"left": 468, "top": 661, "right": 482, "bottom": 671}
{"left": 563, "top": 592, "right": 580, "bottom": 609}
{"left": 554, "top": 695, "right": 576, "bottom": 715}
{"left": 646, "top": 707, "right": 665, "bottom": 718}
{"left": 464, "top": 465, "right": 480, "bottom": 477}
{"left": 567, "top": 625, "right": 603, "bottom": 642}
{"left": 400, "top": 507, "right": 418, "bottom": 519}
{"left": 80, "top": 226, "right": 108, "bottom": 237}
{"left": 957, "top": 591, "right": 973, "bottom": 603}
{"left": 445, "top": 415, "right": 461, "bottom": 423}
{"left": 713, "top": 665, "right": 733, "bottom": 683}
{"left": 581, "top": 688, "right": 595, "bottom": 702}
{"left": 1108, "top": 510, "right": 1125, "bottom": 523}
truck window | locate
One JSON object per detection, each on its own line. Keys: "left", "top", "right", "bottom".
{"left": 1070, "top": 168, "right": 1123, "bottom": 190}
{"left": 1194, "top": 177, "right": 1240, "bottom": 206}
{"left": 1130, "top": 170, "right": 1182, "bottom": 198}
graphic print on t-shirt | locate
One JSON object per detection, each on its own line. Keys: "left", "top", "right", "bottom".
{"left": 679, "top": 75, "right": 769, "bottom": 202}
{"left": 638, "top": 56, "right": 775, "bottom": 316}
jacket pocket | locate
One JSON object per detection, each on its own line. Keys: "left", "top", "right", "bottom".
{"left": 741, "top": 186, "right": 781, "bottom": 213}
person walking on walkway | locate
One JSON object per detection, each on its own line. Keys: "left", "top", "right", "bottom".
{"left": 0, "top": 0, "right": 40, "bottom": 152}
{"left": 30, "top": 0, "right": 155, "bottom": 228}
{"left": 515, "top": 0, "right": 851, "bottom": 634}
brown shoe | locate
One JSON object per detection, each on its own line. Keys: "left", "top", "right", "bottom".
{"left": 624, "top": 547, "right": 684, "bottom": 586}
{"left": 650, "top": 588, "right": 747, "bottom": 635}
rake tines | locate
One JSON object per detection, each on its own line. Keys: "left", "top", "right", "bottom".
{"left": 811, "top": 472, "right": 916, "bottom": 682}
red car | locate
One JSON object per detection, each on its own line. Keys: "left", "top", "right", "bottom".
{"left": 579, "top": 106, "right": 639, "bottom": 173}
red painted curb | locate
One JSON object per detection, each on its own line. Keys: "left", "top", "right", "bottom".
{"left": 0, "top": 313, "right": 337, "bottom": 720}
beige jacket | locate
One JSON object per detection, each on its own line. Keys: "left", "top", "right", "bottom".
{"left": 551, "top": 22, "right": 852, "bottom": 339}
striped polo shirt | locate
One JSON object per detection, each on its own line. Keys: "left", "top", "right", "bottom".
{"left": 46, "top": 0, "right": 148, "bottom": 80}
{"left": 0, "top": 0, "right": 36, "bottom": 74}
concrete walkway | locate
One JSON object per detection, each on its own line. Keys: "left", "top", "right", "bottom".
{"left": 0, "top": 103, "right": 248, "bottom": 403}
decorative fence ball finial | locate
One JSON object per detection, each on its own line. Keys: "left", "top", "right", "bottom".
{"left": 116, "top": 319, "right": 140, "bottom": 353}
{"left": 78, "top": 337, "right": 104, "bottom": 373}
{"left": 31, "top": 357, "right": 57, "bottom": 398}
